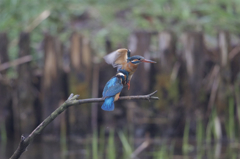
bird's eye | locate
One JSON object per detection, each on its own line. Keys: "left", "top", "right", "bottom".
{"left": 138, "top": 58, "right": 141, "bottom": 60}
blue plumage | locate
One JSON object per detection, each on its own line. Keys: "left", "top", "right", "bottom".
{"left": 102, "top": 77, "right": 117, "bottom": 96}
{"left": 103, "top": 84, "right": 123, "bottom": 97}
{"left": 101, "top": 97, "right": 115, "bottom": 111}
{"left": 101, "top": 72, "right": 126, "bottom": 111}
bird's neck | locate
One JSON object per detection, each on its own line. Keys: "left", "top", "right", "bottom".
{"left": 123, "top": 62, "right": 138, "bottom": 75}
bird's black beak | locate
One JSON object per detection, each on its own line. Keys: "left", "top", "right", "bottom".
{"left": 142, "top": 59, "right": 156, "bottom": 63}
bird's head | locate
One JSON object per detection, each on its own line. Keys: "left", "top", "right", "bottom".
{"left": 116, "top": 72, "right": 126, "bottom": 83}
{"left": 118, "top": 69, "right": 129, "bottom": 84}
{"left": 127, "top": 55, "right": 156, "bottom": 65}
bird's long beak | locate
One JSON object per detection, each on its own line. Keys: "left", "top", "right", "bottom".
{"left": 142, "top": 59, "right": 156, "bottom": 63}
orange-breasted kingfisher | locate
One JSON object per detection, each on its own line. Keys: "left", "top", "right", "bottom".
{"left": 101, "top": 71, "right": 128, "bottom": 111}
{"left": 104, "top": 48, "right": 156, "bottom": 90}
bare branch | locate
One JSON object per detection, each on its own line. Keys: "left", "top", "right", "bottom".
{"left": 229, "top": 44, "right": 240, "bottom": 60}
{"left": 10, "top": 91, "right": 158, "bottom": 159}
{"left": 118, "top": 90, "right": 159, "bottom": 101}
{"left": 131, "top": 133, "right": 151, "bottom": 158}
{"left": 25, "top": 10, "right": 51, "bottom": 33}
{"left": 0, "top": 55, "right": 32, "bottom": 72}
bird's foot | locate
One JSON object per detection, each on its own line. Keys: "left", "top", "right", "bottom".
{"left": 127, "top": 82, "right": 130, "bottom": 90}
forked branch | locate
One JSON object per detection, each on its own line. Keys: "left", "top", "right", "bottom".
{"left": 10, "top": 91, "right": 158, "bottom": 159}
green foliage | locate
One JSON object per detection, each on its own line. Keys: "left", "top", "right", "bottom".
{"left": 155, "top": 75, "right": 179, "bottom": 108}
{"left": 92, "top": 131, "right": 98, "bottom": 159}
{"left": 107, "top": 129, "right": 116, "bottom": 159}
{"left": 168, "top": 79, "right": 179, "bottom": 104}
{"left": 196, "top": 117, "right": 204, "bottom": 159}
{"left": 226, "top": 97, "right": 235, "bottom": 140}
{"left": 85, "top": 137, "right": 91, "bottom": 159}
{"left": 196, "top": 117, "right": 203, "bottom": 146}
{"left": 182, "top": 120, "right": 190, "bottom": 156}
{"left": 118, "top": 131, "right": 133, "bottom": 158}
{"left": 60, "top": 122, "right": 67, "bottom": 159}
{"left": 155, "top": 144, "right": 167, "bottom": 159}
{"left": 206, "top": 109, "right": 216, "bottom": 143}
{"left": 1, "top": 0, "right": 240, "bottom": 58}
{"left": 152, "top": 141, "right": 174, "bottom": 159}
{"left": 99, "top": 127, "right": 105, "bottom": 159}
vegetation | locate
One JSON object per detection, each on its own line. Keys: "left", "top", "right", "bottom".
{"left": 1, "top": 0, "right": 240, "bottom": 158}
{"left": 1, "top": 0, "right": 240, "bottom": 58}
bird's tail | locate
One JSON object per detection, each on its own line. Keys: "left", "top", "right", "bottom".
{"left": 101, "top": 97, "right": 115, "bottom": 111}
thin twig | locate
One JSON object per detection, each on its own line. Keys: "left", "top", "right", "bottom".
{"left": 0, "top": 55, "right": 32, "bottom": 72}
{"left": 9, "top": 10, "right": 51, "bottom": 52}
{"left": 10, "top": 91, "right": 158, "bottom": 159}
{"left": 229, "top": 44, "right": 240, "bottom": 60}
{"left": 170, "top": 62, "right": 181, "bottom": 82}
{"left": 131, "top": 133, "right": 151, "bottom": 158}
{"left": 207, "top": 65, "right": 220, "bottom": 114}
{"left": 25, "top": 10, "right": 51, "bottom": 33}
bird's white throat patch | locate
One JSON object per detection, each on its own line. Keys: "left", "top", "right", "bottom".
{"left": 116, "top": 72, "right": 124, "bottom": 77}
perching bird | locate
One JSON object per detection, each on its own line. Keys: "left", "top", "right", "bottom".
{"left": 104, "top": 48, "right": 156, "bottom": 89}
{"left": 101, "top": 71, "right": 128, "bottom": 111}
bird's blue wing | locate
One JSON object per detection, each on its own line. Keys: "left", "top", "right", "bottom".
{"left": 103, "top": 83, "right": 123, "bottom": 97}
{"left": 102, "top": 77, "right": 117, "bottom": 96}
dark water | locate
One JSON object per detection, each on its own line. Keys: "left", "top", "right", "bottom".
{"left": 1, "top": 140, "right": 87, "bottom": 159}
{"left": 1, "top": 138, "right": 240, "bottom": 159}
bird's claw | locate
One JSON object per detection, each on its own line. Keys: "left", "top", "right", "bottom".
{"left": 127, "top": 82, "right": 130, "bottom": 90}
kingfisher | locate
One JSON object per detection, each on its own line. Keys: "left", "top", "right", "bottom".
{"left": 104, "top": 48, "right": 156, "bottom": 90}
{"left": 101, "top": 71, "right": 128, "bottom": 111}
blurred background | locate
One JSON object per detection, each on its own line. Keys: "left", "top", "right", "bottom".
{"left": 1, "top": 0, "right": 240, "bottom": 158}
